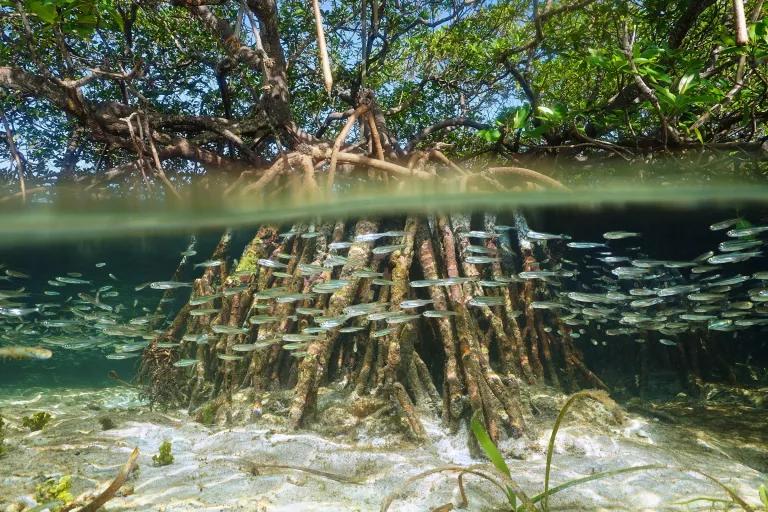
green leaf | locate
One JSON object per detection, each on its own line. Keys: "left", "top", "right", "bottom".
{"left": 693, "top": 126, "right": 704, "bottom": 145}
{"left": 758, "top": 483, "right": 767, "bottom": 507}
{"left": 477, "top": 128, "right": 501, "bottom": 143}
{"left": 470, "top": 411, "right": 510, "bottom": 478}
{"left": 678, "top": 73, "right": 696, "bottom": 95}
{"left": 108, "top": 7, "right": 124, "bottom": 31}
{"left": 537, "top": 105, "right": 555, "bottom": 118}
{"left": 511, "top": 106, "right": 530, "bottom": 130}
{"left": 657, "top": 87, "right": 676, "bottom": 104}
{"left": 470, "top": 412, "right": 520, "bottom": 509}
{"left": 25, "top": 0, "right": 58, "bottom": 23}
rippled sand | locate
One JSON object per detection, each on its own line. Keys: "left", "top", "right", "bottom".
{"left": 0, "top": 386, "right": 765, "bottom": 511}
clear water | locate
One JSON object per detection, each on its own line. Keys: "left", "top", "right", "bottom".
{"left": 1, "top": 178, "right": 767, "bottom": 510}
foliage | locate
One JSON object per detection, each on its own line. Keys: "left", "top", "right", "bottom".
{"left": 152, "top": 440, "right": 174, "bottom": 466}
{"left": 34, "top": 475, "right": 74, "bottom": 512}
{"left": 22, "top": 412, "right": 52, "bottom": 431}
{"left": 468, "top": 391, "right": 649, "bottom": 511}
{"left": 760, "top": 483, "right": 767, "bottom": 509}
{"left": 0, "top": 0, "right": 765, "bottom": 191}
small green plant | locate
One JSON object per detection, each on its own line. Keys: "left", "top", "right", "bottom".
{"left": 34, "top": 475, "right": 74, "bottom": 511}
{"left": 98, "top": 416, "right": 116, "bottom": 430}
{"left": 759, "top": 483, "right": 767, "bottom": 510}
{"left": 152, "top": 440, "right": 174, "bottom": 466}
{"left": 22, "top": 411, "right": 52, "bottom": 431}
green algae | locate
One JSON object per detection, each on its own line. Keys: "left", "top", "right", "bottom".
{"left": 22, "top": 412, "right": 52, "bottom": 431}
{"left": 152, "top": 440, "right": 174, "bottom": 466}
{"left": 235, "top": 236, "right": 265, "bottom": 274}
{"left": 98, "top": 416, "right": 116, "bottom": 430}
{"left": 196, "top": 402, "right": 219, "bottom": 425}
{"left": 34, "top": 475, "right": 74, "bottom": 511}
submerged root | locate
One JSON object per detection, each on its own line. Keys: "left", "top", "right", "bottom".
{"left": 139, "top": 172, "right": 601, "bottom": 441}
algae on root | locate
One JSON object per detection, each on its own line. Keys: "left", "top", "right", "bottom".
{"left": 0, "top": 415, "right": 6, "bottom": 457}
{"left": 196, "top": 402, "right": 219, "bottom": 425}
{"left": 22, "top": 411, "right": 52, "bottom": 431}
{"left": 152, "top": 440, "right": 174, "bottom": 466}
{"left": 34, "top": 475, "right": 74, "bottom": 511}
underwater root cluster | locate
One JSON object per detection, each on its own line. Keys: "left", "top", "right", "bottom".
{"left": 139, "top": 206, "right": 607, "bottom": 443}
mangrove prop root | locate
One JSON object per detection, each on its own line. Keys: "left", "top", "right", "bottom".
{"left": 289, "top": 219, "right": 379, "bottom": 427}
{"left": 142, "top": 199, "right": 603, "bottom": 441}
{"left": 327, "top": 105, "right": 368, "bottom": 190}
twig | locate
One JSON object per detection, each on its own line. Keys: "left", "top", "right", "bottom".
{"left": 240, "top": 152, "right": 304, "bottom": 194}
{"left": 142, "top": 115, "right": 182, "bottom": 199}
{"left": 240, "top": 0, "right": 270, "bottom": 77}
{"left": 313, "top": 145, "right": 433, "bottom": 180}
{"left": 691, "top": 0, "right": 763, "bottom": 132}
{"left": 733, "top": 0, "right": 748, "bottom": 45}
{"left": 300, "top": 154, "right": 319, "bottom": 192}
{"left": 620, "top": 25, "right": 675, "bottom": 147}
{"left": 429, "top": 149, "right": 468, "bottom": 176}
{"left": 120, "top": 112, "right": 152, "bottom": 189}
{"left": 242, "top": 461, "right": 363, "bottom": 484}
{"left": 316, "top": 109, "right": 354, "bottom": 138}
{"left": 0, "top": 186, "right": 46, "bottom": 204}
{"left": 379, "top": 465, "right": 535, "bottom": 512}
{"left": 0, "top": 111, "right": 27, "bottom": 202}
{"left": 327, "top": 105, "right": 368, "bottom": 190}
{"left": 367, "top": 112, "right": 385, "bottom": 161}
{"left": 61, "top": 447, "right": 140, "bottom": 512}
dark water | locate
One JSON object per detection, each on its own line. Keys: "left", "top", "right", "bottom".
{"left": 525, "top": 203, "right": 768, "bottom": 394}
{"left": 0, "top": 231, "right": 234, "bottom": 389}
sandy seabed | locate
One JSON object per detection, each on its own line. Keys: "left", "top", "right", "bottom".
{"left": 0, "top": 385, "right": 766, "bottom": 511}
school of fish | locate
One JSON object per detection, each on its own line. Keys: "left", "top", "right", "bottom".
{"left": 0, "top": 216, "right": 766, "bottom": 366}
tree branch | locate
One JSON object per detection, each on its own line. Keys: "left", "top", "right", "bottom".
{"left": 175, "top": 0, "right": 271, "bottom": 73}
{"left": 406, "top": 117, "right": 491, "bottom": 153}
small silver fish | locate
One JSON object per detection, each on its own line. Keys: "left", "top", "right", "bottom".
{"left": 194, "top": 259, "right": 224, "bottom": 268}
{"left": 603, "top": 231, "right": 641, "bottom": 240}
{"left": 149, "top": 281, "right": 192, "bottom": 290}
